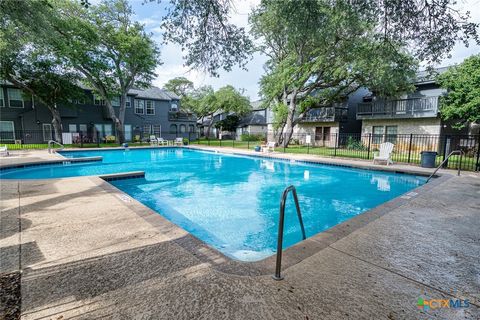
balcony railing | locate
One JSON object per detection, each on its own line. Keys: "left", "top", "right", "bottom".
{"left": 168, "top": 111, "right": 197, "bottom": 122}
{"left": 357, "top": 97, "right": 439, "bottom": 119}
{"left": 301, "top": 106, "right": 348, "bottom": 123}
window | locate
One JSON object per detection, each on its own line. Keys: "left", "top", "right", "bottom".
{"left": 170, "top": 103, "right": 178, "bottom": 111}
{"left": 93, "top": 94, "right": 106, "bottom": 106}
{"left": 143, "top": 125, "right": 151, "bottom": 135}
{"left": 169, "top": 124, "right": 177, "bottom": 134}
{"left": 79, "top": 124, "right": 87, "bottom": 133}
{"left": 372, "top": 126, "right": 385, "bottom": 144}
{"left": 146, "top": 100, "right": 155, "bottom": 115}
{"left": 385, "top": 126, "right": 397, "bottom": 144}
{"left": 42, "top": 124, "right": 52, "bottom": 142}
{"left": 153, "top": 125, "right": 161, "bottom": 136}
{"left": 68, "top": 124, "right": 77, "bottom": 133}
{"left": 125, "top": 97, "right": 131, "bottom": 108}
{"left": 189, "top": 125, "right": 195, "bottom": 133}
{"left": 111, "top": 96, "right": 120, "bottom": 107}
{"left": 7, "top": 88, "right": 24, "bottom": 108}
{"left": 0, "top": 121, "right": 15, "bottom": 141}
{"left": 134, "top": 99, "right": 144, "bottom": 114}
{"left": 0, "top": 89, "right": 4, "bottom": 107}
{"left": 180, "top": 124, "right": 186, "bottom": 133}
{"left": 104, "top": 124, "right": 112, "bottom": 136}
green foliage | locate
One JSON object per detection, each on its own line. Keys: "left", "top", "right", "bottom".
{"left": 251, "top": 0, "right": 419, "bottom": 146}
{"left": 437, "top": 54, "right": 480, "bottom": 128}
{"left": 346, "top": 136, "right": 366, "bottom": 151}
{"left": 163, "top": 77, "right": 194, "bottom": 98}
{"left": 271, "top": 102, "right": 288, "bottom": 130}
{"left": 188, "top": 85, "right": 250, "bottom": 119}
{"left": 158, "top": 0, "right": 253, "bottom": 76}
{"left": 214, "top": 115, "right": 240, "bottom": 132}
{"left": 240, "top": 134, "right": 265, "bottom": 142}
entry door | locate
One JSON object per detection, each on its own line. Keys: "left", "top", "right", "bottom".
{"left": 42, "top": 123, "right": 52, "bottom": 142}
{"left": 124, "top": 124, "right": 132, "bottom": 141}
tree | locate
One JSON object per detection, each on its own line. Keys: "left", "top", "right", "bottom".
{"left": 163, "top": 77, "right": 194, "bottom": 98}
{"left": 0, "top": 1, "right": 85, "bottom": 142}
{"left": 189, "top": 85, "right": 250, "bottom": 137}
{"left": 58, "top": 0, "right": 160, "bottom": 143}
{"left": 1, "top": 0, "right": 160, "bottom": 144}
{"left": 251, "top": 0, "right": 418, "bottom": 146}
{"left": 437, "top": 54, "right": 480, "bottom": 128}
{"left": 214, "top": 115, "right": 240, "bottom": 133}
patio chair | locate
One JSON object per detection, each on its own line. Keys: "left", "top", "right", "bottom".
{"left": 157, "top": 137, "right": 168, "bottom": 146}
{"left": 149, "top": 135, "right": 159, "bottom": 146}
{"left": 262, "top": 141, "right": 276, "bottom": 153}
{"left": 0, "top": 145, "right": 9, "bottom": 157}
{"left": 373, "top": 142, "right": 394, "bottom": 165}
{"left": 174, "top": 137, "right": 183, "bottom": 146}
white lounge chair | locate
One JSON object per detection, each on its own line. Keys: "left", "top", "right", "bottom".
{"left": 174, "top": 137, "right": 183, "bottom": 146}
{"left": 373, "top": 142, "right": 394, "bottom": 165}
{"left": 0, "top": 145, "right": 9, "bottom": 157}
{"left": 157, "top": 137, "right": 168, "bottom": 146}
{"left": 149, "top": 135, "right": 158, "bottom": 146}
{"left": 262, "top": 141, "right": 275, "bottom": 153}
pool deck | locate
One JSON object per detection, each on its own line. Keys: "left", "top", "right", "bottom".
{"left": 1, "top": 147, "right": 479, "bottom": 319}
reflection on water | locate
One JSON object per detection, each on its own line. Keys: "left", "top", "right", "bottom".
{"left": 1, "top": 148, "right": 425, "bottom": 261}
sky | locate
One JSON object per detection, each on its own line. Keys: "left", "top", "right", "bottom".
{"left": 128, "top": 0, "right": 480, "bottom": 101}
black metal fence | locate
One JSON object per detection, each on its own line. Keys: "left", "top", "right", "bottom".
{"left": 0, "top": 129, "right": 198, "bottom": 149}
{"left": 190, "top": 132, "right": 480, "bottom": 172}
{"left": 2, "top": 129, "right": 479, "bottom": 171}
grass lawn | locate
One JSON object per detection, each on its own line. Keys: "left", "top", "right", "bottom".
{"left": 191, "top": 140, "right": 478, "bottom": 171}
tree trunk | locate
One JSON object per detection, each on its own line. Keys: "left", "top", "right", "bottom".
{"left": 206, "top": 117, "right": 214, "bottom": 138}
{"left": 50, "top": 106, "right": 63, "bottom": 143}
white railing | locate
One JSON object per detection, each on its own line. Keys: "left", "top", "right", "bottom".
{"left": 48, "top": 140, "right": 64, "bottom": 153}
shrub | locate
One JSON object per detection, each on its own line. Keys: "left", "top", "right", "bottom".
{"left": 346, "top": 136, "right": 366, "bottom": 150}
{"left": 240, "top": 133, "right": 265, "bottom": 141}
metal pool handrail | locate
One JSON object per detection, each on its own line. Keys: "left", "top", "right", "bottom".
{"left": 272, "top": 185, "right": 306, "bottom": 281}
{"left": 48, "top": 140, "right": 64, "bottom": 154}
{"left": 426, "top": 150, "right": 464, "bottom": 183}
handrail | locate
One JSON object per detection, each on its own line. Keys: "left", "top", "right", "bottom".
{"left": 48, "top": 140, "right": 64, "bottom": 153}
{"left": 272, "top": 185, "right": 306, "bottom": 281}
{"left": 426, "top": 150, "right": 464, "bottom": 183}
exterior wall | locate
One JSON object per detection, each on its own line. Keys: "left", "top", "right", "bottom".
{"left": 0, "top": 84, "right": 193, "bottom": 143}
{"left": 361, "top": 118, "right": 441, "bottom": 135}
{"left": 294, "top": 122, "right": 340, "bottom": 147}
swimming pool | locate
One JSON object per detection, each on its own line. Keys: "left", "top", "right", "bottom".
{"left": 1, "top": 148, "right": 425, "bottom": 261}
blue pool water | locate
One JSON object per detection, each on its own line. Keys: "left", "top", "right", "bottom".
{"left": 1, "top": 148, "right": 425, "bottom": 261}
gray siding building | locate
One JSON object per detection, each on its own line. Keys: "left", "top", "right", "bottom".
{"left": 0, "top": 82, "right": 197, "bottom": 144}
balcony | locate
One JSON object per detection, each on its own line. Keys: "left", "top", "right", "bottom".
{"left": 356, "top": 97, "right": 439, "bottom": 120}
{"left": 301, "top": 105, "right": 348, "bottom": 123}
{"left": 168, "top": 111, "right": 196, "bottom": 122}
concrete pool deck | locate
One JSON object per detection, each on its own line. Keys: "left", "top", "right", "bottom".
{"left": 1, "top": 148, "right": 479, "bottom": 319}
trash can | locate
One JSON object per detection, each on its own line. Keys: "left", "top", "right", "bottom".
{"left": 420, "top": 151, "right": 437, "bottom": 168}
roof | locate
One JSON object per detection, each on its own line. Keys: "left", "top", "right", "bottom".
{"left": 128, "top": 86, "right": 180, "bottom": 101}
{"left": 2, "top": 79, "right": 179, "bottom": 101}
{"left": 414, "top": 66, "right": 450, "bottom": 84}
{"left": 237, "top": 109, "right": 267, "bottom": 127}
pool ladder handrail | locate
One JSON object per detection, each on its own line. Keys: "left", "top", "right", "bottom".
{"left": 426, "top": 150, "right": 464, "bottom": 183}
{"left": 48, "top": 140, "right": 64, "bottom": 154}
{"left": 272, "top": 185, "right": 306, "bottom": 281}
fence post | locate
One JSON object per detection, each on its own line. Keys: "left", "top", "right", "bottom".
{"left": 442, "top": 135, "right": 450, "bottom": 168}
{"left": 232, "top": 135, "right": 235, "bottom": 148}
{"left": 367, "top": 133, "right": 372, "bottom": 159}
{"left": 97, "top": 131, "right": 100, "bottom": 148}
{"left": 334, "top": 133, "right": 338, "bottom": 157}
{"left": 407, "top": 133, "right": 413, "bottom": 163}
{"left": 476, "top": 136, "right": 480, "bottom": 171}
{"left": 248, "top": 139, "right": 250, "bottom": 150}
{"left": 283, "top": 133, "right": 286, "bottom": 153}
{"left": 80, "top": 132, "right": 83, "bottom": 148}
